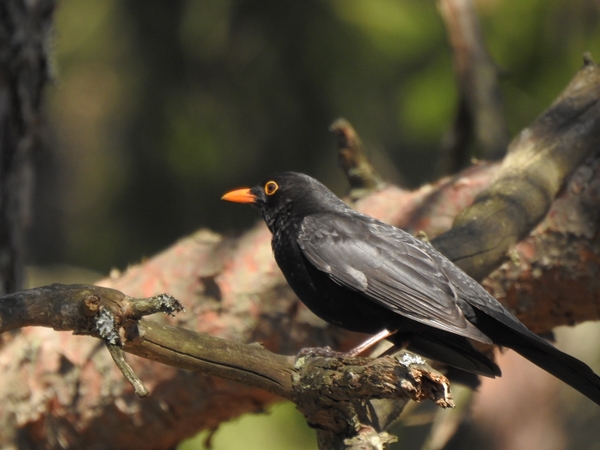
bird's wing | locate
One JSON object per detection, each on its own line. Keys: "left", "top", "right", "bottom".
{"left": 298, "top": 213, "right": 492, "bottom": 344}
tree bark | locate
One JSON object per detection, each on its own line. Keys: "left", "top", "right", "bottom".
{"left": 0, "top": 0, "right": 54, "bottom": 294}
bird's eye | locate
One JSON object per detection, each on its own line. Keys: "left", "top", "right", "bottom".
{"left": 264, "top": 181, "right": 278, "bottom": 195}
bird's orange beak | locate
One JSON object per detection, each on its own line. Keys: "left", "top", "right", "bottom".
{"left": 221, "top": 188, "right": 256, "bottom": 204}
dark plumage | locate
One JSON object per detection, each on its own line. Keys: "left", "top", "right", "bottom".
{"left": 223, "top": 171, "right": 600, "bottom": 405}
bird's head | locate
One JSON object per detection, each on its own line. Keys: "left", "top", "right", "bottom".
{"left": 222, "top": 172, "right": 346, "bottom": 231}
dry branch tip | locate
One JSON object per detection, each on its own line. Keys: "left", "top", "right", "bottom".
{"left": 330, "top": 117, "right": 384, "bottom": 197}
{"left": 129, "top": 293, "right": 185, "bottom": 319}
{"left": 583, "top": 51, "right": 597, "bottom": 67}
{"left": 106, "top": 343, "right": 150, "bottom": 397}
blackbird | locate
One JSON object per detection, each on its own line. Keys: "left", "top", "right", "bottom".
{"left": 222, "top": 171, "right": 600, "bottom": 405}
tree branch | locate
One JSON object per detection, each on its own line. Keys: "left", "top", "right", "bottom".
{"left": 330, "top": 118, "right": 385, "bottom": 197}
{"left": 0, "top": 283, "right": 452, "bottom": 450}
{"left": 432, "top": 56, "right": 600, "bottom": 281}
{"left": 438, "top": 0, "right": 510, "bottom": 168}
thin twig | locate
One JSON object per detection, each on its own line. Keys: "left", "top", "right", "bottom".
{"left": 106, "top": 343, "right": 149, "bottom": 397}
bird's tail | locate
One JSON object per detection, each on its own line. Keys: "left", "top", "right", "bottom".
{"left": 506, "top": 334, "right": 600, "bottom": 406}
{"left": 480, "top": 315, "right": 600, "bottom": 406}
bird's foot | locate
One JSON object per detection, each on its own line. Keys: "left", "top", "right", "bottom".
{"left": 296, "top": 329, "right": 399, "bottom": 361}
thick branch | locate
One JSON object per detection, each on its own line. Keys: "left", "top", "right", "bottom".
{"left": 432, "top": 57, "right": 600, "bottom": 281}
{"left": 483, "top": 149, "right": 600, "bottom": 333}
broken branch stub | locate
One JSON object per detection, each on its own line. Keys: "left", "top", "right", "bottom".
{"left": 292, "top": 353, "right": 454, "bottom": 450}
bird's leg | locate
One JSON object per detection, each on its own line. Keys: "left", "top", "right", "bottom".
{"left": 377, "top": 341, "right": 409, "bottom": 358}
{"left": 296, "top": 329, "right": 397, "bottom": 361}
{"left": 345, "top": 329, "right": 397, "bottom": 357}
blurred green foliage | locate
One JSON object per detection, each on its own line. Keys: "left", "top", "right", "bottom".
{"left": 179, "top": 402, "right": 317, "bottom": 450}
{"left": 28, "top": 1, "right": 600, "bottom": 448}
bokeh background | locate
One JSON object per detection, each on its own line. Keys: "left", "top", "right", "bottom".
{"left": 27, "top": 0, "right": 600, "bottom": 449}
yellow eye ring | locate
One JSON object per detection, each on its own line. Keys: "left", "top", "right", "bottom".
{"left": 264, "top": 181, "right": 278, "bottom": 195}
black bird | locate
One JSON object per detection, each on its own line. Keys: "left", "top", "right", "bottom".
{"left": 222, "top": 171, "right": 600, "bottom": 405}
